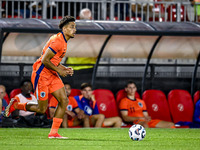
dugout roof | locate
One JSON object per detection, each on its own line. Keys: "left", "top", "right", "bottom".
{"left": 0, "top": 19, "right": 200, "bottom": 94}
{"left": 0, "top": 19, "right": 200, "bottom": 59}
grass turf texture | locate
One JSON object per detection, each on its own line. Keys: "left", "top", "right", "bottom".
{"left": 0, "top": 128, "right": 200, "bottom": 150}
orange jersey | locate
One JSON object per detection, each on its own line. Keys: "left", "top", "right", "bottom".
{"left": 33, "top": 32, "right": 68, "bottom": 77}
{"left": 49, "top": 96, "right": 79, "bottom": 111}
{"left": 119, "top": 97, "right": 147, "bottom": 117}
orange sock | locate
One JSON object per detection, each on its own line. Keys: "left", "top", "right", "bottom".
{"left": 49, "top": 118, "right": 63, "bottom": 135}
{"left": 16, "top": 103, "right": 27, "bottom": 111}
{"left": 171, "top": 125, "right": 176, "bottom": 128}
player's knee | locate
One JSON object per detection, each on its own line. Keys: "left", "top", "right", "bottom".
{"left": 98, "top": 114, "right": 105, "bottom": 121}
{"left": 59, "top": 96, "right": 69, "bottom": 107}
{"left": 117, "top": 117, "right": 123, "bottom": 124}
{"left": 168, "top": 122, "right": 175, "bottom": 128}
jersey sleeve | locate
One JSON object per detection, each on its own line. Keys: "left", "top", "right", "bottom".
{"left": 69, "top": 96, "right": 79, "bottom": 109}
{"left": 49, "top": 96, "right": 58, "bottom": 108}
{"left": 74, "top": 96, "right": 84, "bottom": 110}
{"left": 48, "top": 38, "right": 62, "bottom": 54}
{"left": 141, "top": 100, "right": 147, "bottom": 111}
{"left": 14, "top": 95, "right": 20, "bottom": 103}
{"left": 119, "top": 98, "right": 128, "bottom": 111}
{"left": 92, "top": 101, "right": 99, "bottom": 115}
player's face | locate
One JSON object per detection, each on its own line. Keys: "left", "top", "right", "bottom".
{"left": 63, "top": 22, "right": 76, "bottom": 39}
{"left": 64, "top": 84, "right": 71, "bottom": 97}
{"left": 125, "top": 83, "right": 137, "bottom": 96}
{"left": 81, "top": 87, "right": 93, "bottom": 99}
{"left": 21, "top": 82, "right": 32, "bottom": 94}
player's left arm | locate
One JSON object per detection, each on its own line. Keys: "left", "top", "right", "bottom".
{"left": 58, "top": 64, "right": 74, "bottom": 76}
{"left": 42, "top": 49, "right": 70, "bottom": 77}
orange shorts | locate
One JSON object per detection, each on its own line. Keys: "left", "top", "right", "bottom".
{"left": 133, "top": 119, "right": 161, "bottom": 128}
{"left": 67, "top": 119, "right": 74, "bottom": 127}
{"left": 31, "top": 71, "right": 64, "bottom": 101}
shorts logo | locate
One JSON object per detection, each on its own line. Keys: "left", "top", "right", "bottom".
{"left": 40, "top": 92, "right": 46, "bottom": 98}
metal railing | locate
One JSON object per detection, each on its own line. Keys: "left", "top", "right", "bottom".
{"left": 1, "top": 0, "right": 200, "bottom": 22}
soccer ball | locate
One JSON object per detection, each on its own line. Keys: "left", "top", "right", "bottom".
{"left": 128, "top": 124, "right": 146, "bottom": 141}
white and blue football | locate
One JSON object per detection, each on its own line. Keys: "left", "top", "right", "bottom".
{"left": 128, "top": 124, "right": 146, "bottom": 141}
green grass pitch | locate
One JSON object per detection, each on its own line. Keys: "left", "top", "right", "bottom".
{"left": 0, "top": 128, "right": 200, "bottom": 150}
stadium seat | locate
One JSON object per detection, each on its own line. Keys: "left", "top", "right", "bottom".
{"left": 93, "top": 89, "right": 119, "bottom": 118}
{"left": 70, "top": 89, "right": 81, "bottom": 97}
{"left": 4, "top": 93, "right": 10, "bottom": 104}
{"left": 193, "top": 91, "right": 200, "bottom": 104}
{"left": 142, "top": 90, "right": 172, "bottom": 122}
{"left": 116, "top": 89, "right": 140, "bottom": 104}
{"left": 149, "top": 0, "right": 165, "bottom": 22}
{"left": 168, "top": 89, "right": 194, "bottom": 123}
{"left": 53, "top": 16, "right": 63, "bottom": 19}
{"left": 9, "top": 88, "right": 22, "bottom": 99}
{"left": 167, "top": 5, "right": 187, "bottom": 22}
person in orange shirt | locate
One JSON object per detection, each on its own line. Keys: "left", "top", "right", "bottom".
{"left": 119, "top": 81, "right": 175, "bottom": 128}
{"left": 5, "top": 16, "right": 76, "bottom": 139}
{"left": 49, "top": 83, "right": 89, "bottom": 128}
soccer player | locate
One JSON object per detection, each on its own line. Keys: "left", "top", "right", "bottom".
{"left": 119, "top": 81, "right": 175, "bottom": 128}
{"left": 74, "top": 83, "right": 122, "bottom": 128}
{"left": 5, "top": 16, "right": 76, "bottom": 139}
{"left": 49, "top": 82, "right": 89, "bottom": 128}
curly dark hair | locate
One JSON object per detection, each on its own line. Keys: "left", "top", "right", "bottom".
{"left": 59, "top": 16, "right": 75, "bottom": 29}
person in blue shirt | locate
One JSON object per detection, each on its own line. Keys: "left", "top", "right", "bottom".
{"left": 74, "top": 83, "right": 122, "bottom": 128}
{"left": 0, "top": 85, "right": 8, "bottom": 122}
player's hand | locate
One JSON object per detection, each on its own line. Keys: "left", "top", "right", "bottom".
{"left": 77, "top": 110, "right": 85, "bottom": 119}
{"left": 90, "top": 94, "right": 96, "bottom": 101}
{"left": 144, "top": 116, "right": 151, "bottom": 122}
{"left": 66, "top": 111, "right": 76, "bottom": 118}
{"left": 65, "top": 67, "right": 74, "bottom": 76}
{"left": 58, "top": 68, "right": 71, "bottom": 77}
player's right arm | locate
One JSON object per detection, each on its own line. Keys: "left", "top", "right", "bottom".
{"left": 120, "top": 110, "right": 145, "bottom": 122}
{"left": 41, "top": 48, "right": 70, "bottom": 77}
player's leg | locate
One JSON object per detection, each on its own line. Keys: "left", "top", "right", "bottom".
{"left": 62, "top": 113, "right": 68, "bottom": 128}
{"left": 155, "top": 120, "right": 175, "bottom": 128}
{"left": 103, "top": 117, "right": 122, "bottom": 128}
{"left": 48, "top": 87, "right": 68, "bottom": 138}
{"left": 83, "top": 115, "right": 90, "bottom": 127}
{"left": 51, "top": 87, "right": 68, "bottom": 118}
{"left": 90, "top": 114, "right": 105, "bottom": 127}
{"left": 26, "top": 100, "right": 48, "bottom": 113}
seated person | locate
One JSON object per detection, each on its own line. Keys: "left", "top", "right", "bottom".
{"left": 49, "top": 82, "right": 89, "bottom": 128}
{"left": 119, "top": 81, "right": 175, "bottom": 128}
{"left": 0, "top": 85, "right": 8, "bottom": 123}
{"left": 74, "top": 83, "right": 122, "bottom": 128}
{"left": 14, "top": 79, "right": 38, "bottom": 117}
